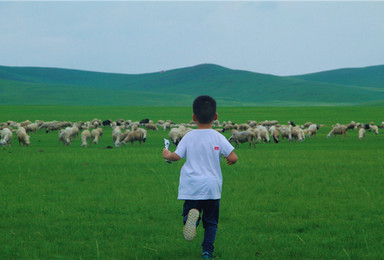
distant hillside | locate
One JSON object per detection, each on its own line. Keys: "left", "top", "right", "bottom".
{"left": 291, "top": 65, "right": 384, "bottom": 89}
{"left": 0, "top": 64, "right": 383, "bottom": 106}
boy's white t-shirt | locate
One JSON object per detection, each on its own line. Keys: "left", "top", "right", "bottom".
{"left": 175, "top": 129, "right": 234, "bottom": 200}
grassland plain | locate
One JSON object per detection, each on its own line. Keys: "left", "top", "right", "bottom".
{"left": 1, "top": 106, "right": 383, "bottom": 259}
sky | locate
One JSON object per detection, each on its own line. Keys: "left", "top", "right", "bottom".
{"left": 1, "top": 1, "right": 384, "bottom": 76}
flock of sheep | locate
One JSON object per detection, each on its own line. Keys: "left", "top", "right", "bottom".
{"left": 0, "top": 118, "right": 383, "bottom": 148}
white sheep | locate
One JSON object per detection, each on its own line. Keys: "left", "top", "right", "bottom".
{"left": 269, "top": 125, "right": 279, "bottom": 143}
{"left": 291, "top": 126, "right": 305, "bottom": 142}
{"left": 68, "top": 126, "right": 79, "bottom": 139}
{"left": 25, "top": 123, "right": 38, "bottom": 133}
{"left": 145, "top": 123, "right": 158, "bottom": 131}
{"left": 81, "top": 130, "right": 92, "bottom": 147}
{"left": 228, "top": 130, "right": 256, "bottom": 148}
{"left": 16, "top": 127, "right": 30, "bottom": 146}
{"left": 358, "top": 125, "right": 366, "bottom": 140}
{"left": 163, "top": 121, "right": 172, "bottom": 131}
{"left": 91, "top": 128, "right": 102, "bottom": 144}
{"left": 112, "top": 126, "right": 122, "bottom": 147}
{"left": 307, "top": 124, "right": 319, "bottom": 138}
{"left": 0, "top": 128, "right": 13, "bottom": 147}
{"left": 369, "top": 123, "right": 379, "bottom": 134}
{"left": 254, "top": 125, "right": 270, "bottom": 143}
{"left": 248, "top": 120, "right": 257, "bottom": 128}
{"left": 327, "top": 125, "right": 348, "bottom": 138}
{"left": 59, "top": 129, "right": 71, "bottom": 146}
{"left": 238, "top": 123, "right": 250, "bottom": 131}
{"left": 131, "top": 122, "right": 140, "bottom": 131}
{"left": 168, "top": 126, "right": 191, "bottom": 145}
{"left": 121, "top": 129, "right": 146, "bottom": 146}
{"left": 278, "top": 125, "right": 292, "bottom": 141}
{"left": 20, "top": 120, "right": 32, "bottom": 127}
{"left": 119, "top": 129, "right": 132, "bottom": 146}
{"left": 156, "top": 120, "right": 165, "bottom": 126}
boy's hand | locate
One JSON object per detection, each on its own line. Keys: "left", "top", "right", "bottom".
{"left": 225, "top": 151, "right": 238, "bottom": 165}
{"left": 162, "top": 148, "right": 181, "bottom": 162}
{"left": 163, "top": 148, "right": 171, "bottom": 160}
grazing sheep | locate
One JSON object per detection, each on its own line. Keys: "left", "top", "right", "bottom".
{"left": 131, "top": 122, "right": 140, "bottom": 131}
{"left": 222, "top": 124, "right": 235, "bottom": 133}
{"left": 248, "top": 120, "right": 257, "bottom": 127}
{"left": 238, "top": 123, "right": 250, "bottom": 131}
{"left": 25, "top": 123, "right": 38, "bottom": 133}
{"left": 252, "top": 126, "right": 270, "bottom": 143}
{"left": 20, "top": 120, "right": 32, "bottom": 127}
{"left": 346, "top": 121, "right": 356, "bottom": 130}
{"left": 358, "top": 125, "right": 366, "bottom": 140}
{"left": 68, "top": 126, "right": 79, "bottom": 139}
{"left": 258, "top": 126, "right": 270, "bottom": 143}
{"left": 278, "top": 125, "right": 292, "bottom": 141}
{"left": 228, "top": 130, "right": 256, "bottom": 148}
{"left": 140, "top": 118, "right": 150, "bottom": 126}
{"left": 116, "top": 119, "right": 125, "bottom": 126}
{"left": 269, "top": 125, "right": 279, "bottom": 143}
{"left": 102, "top": 119, "right": 112, "bottom": 126}
{"left": 168, "top": 126, "right": 191, "bottom": 145}
{"left": 59, "top": 129, "right": 71, "bottom": 146}
{"left": 16, "top": 127, "right": 30, "bottom": 146}
{"left": 91, "top": 119, "right": 102, "bottom": 128}
{"left": 169, "top": 128, "right": 180, "bottom": 145}
{"left": 145, "top": 123, "right": 158, "bottom": 131}
{"left": 156, "top": 120, "right": 165, "bottom": 126}
{"left": 121, "top": 129, "right": 146, "bottom": 146}
{"left": 91, "top": 128, "right": 101, "bottom": 144}
{"left": 81, "top": 130, "right": 92, "bottom": 147}
{"left": 119, "top": 129, "right": 132, "bottom": 145}
{"left": 358, "top": 126, "right": 366, "bottom": 140}
{"left": 291, "top": 126, "right": 305, "bottom": 142}
{"left": 369, "top": 123, "right": 379, "bottom": 134}
{"left": 303, "top": 122, "right": 313, "bottom": 128}
{"left": 41, "top": 121, "right": 71, "bottom": 133}
{"left": 163, "top": 121, "right": 172, "bottom": 131}
{"left": 327, "top": 125, "right": 348, "bottom": 138}
{"left": 307, "top": 124, "right": 319, "bottom": 138}
{"left": 112, "top": 126, "right": 122, "bottom": 147}
{"left": 260, "top": 120, "right": 273, "bottom": 127}
{"left": 0, "top": 128, "right": 13, "bottom": 147}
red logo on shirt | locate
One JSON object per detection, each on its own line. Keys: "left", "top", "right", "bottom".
{"left": 214, "top": 147, "right": 219, "bottom": 150}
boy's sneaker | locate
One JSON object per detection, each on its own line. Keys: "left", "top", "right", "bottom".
{"left": 201, "top": 252, "right": 213, "bottom": 259}
{"left": 183, "top": 208, "right": 199, "bottom": 241}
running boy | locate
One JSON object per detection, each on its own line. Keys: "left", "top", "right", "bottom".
{"left": 162, "top": 95, "right": 238, "bottom": 259}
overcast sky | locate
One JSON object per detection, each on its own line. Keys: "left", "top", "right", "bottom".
{"left": 1, "top": 1, "right": 383, "bottom": 76}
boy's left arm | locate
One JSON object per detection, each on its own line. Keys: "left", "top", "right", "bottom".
{"left": 225, "top": 151, "right": 238, "bottom": 165}
{"left": 162, "top": 148, "right": 181, "bottom": 161}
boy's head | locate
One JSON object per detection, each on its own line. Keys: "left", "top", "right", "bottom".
{"left": 193, "top": 95, "right": 217, "bottom": 124}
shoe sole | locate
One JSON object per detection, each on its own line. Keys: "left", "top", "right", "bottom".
{"left": 183, "top": 208, "right": 199, "bottom": 241}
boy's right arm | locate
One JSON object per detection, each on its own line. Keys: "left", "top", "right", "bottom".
{"left": 225, "top": 151, "right": 238, "bottom": 165}
{"left": 163, "top": 148, "right": 181, "bottom": 161}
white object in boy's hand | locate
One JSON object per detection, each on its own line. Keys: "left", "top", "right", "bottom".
{"left": 164, "top": 138, "right": 172, "bottom": 164}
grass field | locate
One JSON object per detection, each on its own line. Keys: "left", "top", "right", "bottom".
{"left": 1, "top": 106, "right": 384, "bottom": 259}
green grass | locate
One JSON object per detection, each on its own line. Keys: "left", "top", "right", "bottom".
{"left": 1, "top": 106, "right": 384, "bottom": 259}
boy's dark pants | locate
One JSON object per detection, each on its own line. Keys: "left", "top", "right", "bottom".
{"left": 182, "top": 199, "right": 220, "bottom": 253}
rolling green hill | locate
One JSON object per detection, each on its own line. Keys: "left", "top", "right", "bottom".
{"left": 0, "top": 64, "right": 383, "bottom": 106}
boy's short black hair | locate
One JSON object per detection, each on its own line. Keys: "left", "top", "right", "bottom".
{"left": 193, "top": 95, "right": 217, "bottom": 124}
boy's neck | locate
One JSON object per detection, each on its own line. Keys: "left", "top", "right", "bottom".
{"left": 196, "top": 122, "right": 213, "bottom": 129}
